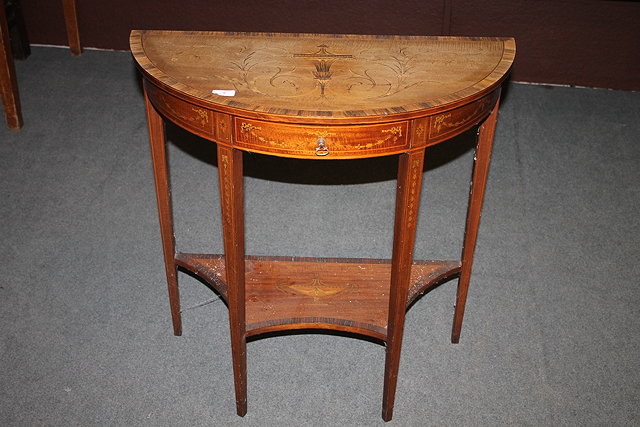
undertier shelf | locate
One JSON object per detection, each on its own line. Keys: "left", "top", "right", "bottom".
{"left": 175, "top": 253, "right": 461, "bottom": 341}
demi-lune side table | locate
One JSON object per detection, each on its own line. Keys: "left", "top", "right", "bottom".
{"left": 131, "top": 30, "right": 515, "bottom": 421}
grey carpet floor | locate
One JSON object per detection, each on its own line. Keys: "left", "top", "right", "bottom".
{"left": 1, "top": 47, "right": 638, "bottom": 426}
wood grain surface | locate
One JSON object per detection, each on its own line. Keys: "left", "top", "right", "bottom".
{"left": 131, "top": 30, "right": 514, "bottom": 121}
{"left": 174, "top": 253, "right": 461, "bottom": 341}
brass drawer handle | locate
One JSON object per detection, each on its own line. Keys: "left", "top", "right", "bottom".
{"left": 315, "top": 137, "right": 329, "bottom": 156}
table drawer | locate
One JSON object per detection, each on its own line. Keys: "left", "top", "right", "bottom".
{"left": 233, "top": 118, "right": 409, "bottom": 158}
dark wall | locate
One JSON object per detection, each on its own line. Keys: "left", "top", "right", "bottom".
{"left": 448, "top": 1, "right": 640, "bottom": 91}
{"left": 19, "top": 0, "right": 640, "bottom": 90}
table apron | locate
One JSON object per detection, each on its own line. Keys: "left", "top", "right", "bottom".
{"left": 144, "top": 80, "right": 499, "bottom": 159}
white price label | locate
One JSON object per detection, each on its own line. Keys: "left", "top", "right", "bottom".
{"left": 211, "top": 90, "right": 236, "bottom": 97}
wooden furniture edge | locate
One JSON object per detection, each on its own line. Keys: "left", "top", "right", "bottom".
{"left": 130, "top": 30, "right": 515, "bottom": 124}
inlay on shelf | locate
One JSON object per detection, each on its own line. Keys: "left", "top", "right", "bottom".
{"left": 132, "top": 30, "right": 515, "bottom": 421}
{"left": 175, "top": 253, "right": 462, "bottom": 340}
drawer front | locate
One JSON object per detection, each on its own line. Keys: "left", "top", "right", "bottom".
{"left": 233, "top": 119, "right": 409, "bottom": 158}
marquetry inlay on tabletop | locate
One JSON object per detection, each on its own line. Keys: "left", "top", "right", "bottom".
{"left": 131, "top": 30, "right": 515, "bottom": 121}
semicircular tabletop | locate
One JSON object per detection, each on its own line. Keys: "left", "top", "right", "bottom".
{"left": 131, "top": 30, "right": 515, "bottom": 120}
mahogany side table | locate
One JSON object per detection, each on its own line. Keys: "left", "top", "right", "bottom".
{"left": 131, "top": 30, "right": 515, "bottom": 421}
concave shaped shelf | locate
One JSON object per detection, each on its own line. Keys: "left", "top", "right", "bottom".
{"left": 175, "top": 253, "right": 461, "bottom": 341}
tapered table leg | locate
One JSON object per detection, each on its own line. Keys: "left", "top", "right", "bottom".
{"left": 382, "top": 149, "right": 425, "bottom": 421}
{"left": 217, "top": 145, "right": 247, "bottom": 416}
{"left": 62, "top": 0, "right": 82, "bottom": 55}
{"left": 0, "top": 3, "right": 22, "bottom": 129}
{"left": 452, "top": 96, "right": 501, "bottom": 344}
{"left": 144, "top": 88, "right": 182, "bottom": 336}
